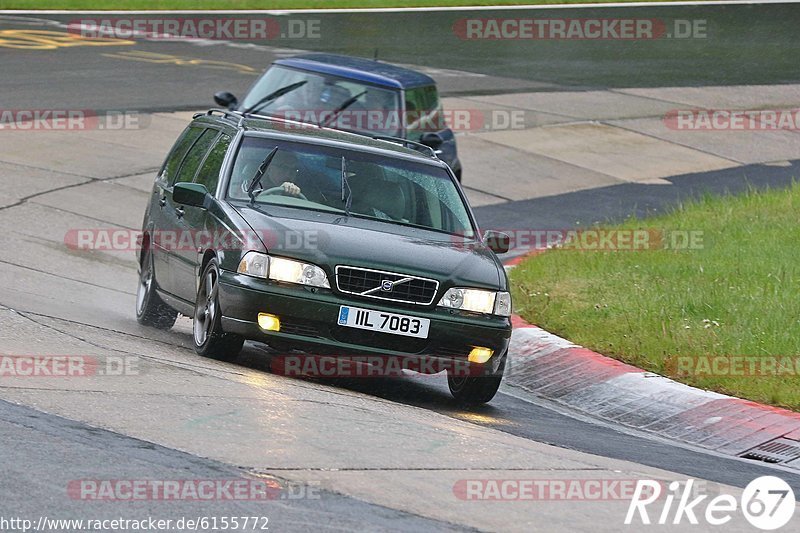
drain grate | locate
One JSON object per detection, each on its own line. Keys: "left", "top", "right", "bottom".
{"left": 740, "top": 438, "right": 800, "bottom": 464}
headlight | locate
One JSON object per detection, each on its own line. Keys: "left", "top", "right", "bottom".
{"left": 237, "top": 251, "right": 269, "bottom": 278}
{"left": 268, "top": 256, "right": 330, "bottom": 288}
{"left": 438, "top": 288, "right": 512, "bottom": 317}
{"left": 237, "top": 252, "right": 330, "bottom": 288}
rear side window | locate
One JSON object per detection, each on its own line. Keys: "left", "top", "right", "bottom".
{"left": 161, "top": 126, "right": 203, "bottom": 184}
{"left": 173, "top": 129, "right": 218, "bottom": 186}
{"left": 194, "top": 133, "right": 232, "bottom": 194}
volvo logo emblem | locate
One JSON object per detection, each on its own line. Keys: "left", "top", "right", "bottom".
{"left": 380, "top": 280, "right": 394, "bottom": 292}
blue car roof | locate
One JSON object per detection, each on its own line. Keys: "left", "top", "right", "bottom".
{"left": 273, "top": 53, "right": 436, "bottom": 90}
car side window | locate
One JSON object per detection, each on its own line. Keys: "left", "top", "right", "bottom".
{"left": 172, "top": 129, "right": 218, "bottom": 186}
{"left": 160, "top": 126, "right": 203, "bottom": 184}
{"left": 404, "top": 85, "right": 444, "bottom": 139}
{"left": 194, "top": 133, "right": 232, "bottom": 194}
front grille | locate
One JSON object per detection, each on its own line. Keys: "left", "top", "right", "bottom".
{"left": 335, "top": 266, "right": 439, "bottom": 305}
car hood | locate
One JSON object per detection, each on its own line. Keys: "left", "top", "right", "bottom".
{"left": 233, "top": 204, "right": 505, "bottom": 291}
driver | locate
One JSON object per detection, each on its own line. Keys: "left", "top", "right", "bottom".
{"left": 264, "top": 149, "right": 303, "bottom": 197}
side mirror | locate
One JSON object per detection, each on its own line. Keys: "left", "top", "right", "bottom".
{"left": 214, "top": 91, "right": 238, "bottom": 109}
{"left": 419, "top": 132, "right": 444, "bottom": 150}
{"left": 484, "top": 230, "right": 511, "bottom": 255}
{"left": 173, "top": 182, "right": 209, "bottom": 208}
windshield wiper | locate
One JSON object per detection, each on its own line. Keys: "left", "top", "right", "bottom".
{"left": 320, "top": 90, "right": 367, "bottom": 128}
{"left": 246, "top": 147, "right": 279, "bottom": 204}
{"left": 341, "top": 156, "right": 352, "bottom": 217}
{"left": 241, "top": 80, "right": 308, "bottom": 115}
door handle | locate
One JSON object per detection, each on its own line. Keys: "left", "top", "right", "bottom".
{"left": 159, "top": 197, "right": 167, "bottom": 208}
{"left": 175, "top": 206, "right": 185, "bottom": 218}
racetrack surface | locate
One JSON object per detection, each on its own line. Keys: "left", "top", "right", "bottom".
{"left": 1, "top": 7, "right": 800, "bottom": 531}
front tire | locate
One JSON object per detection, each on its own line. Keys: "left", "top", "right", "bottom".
{"left": 136, "top": 248, "right": 177, "bottom": 330}
{"left": 193, "top": 259, "right": 244, "bottom": 360}
{"left": 448, "top": 354, "right": 505, "bottom": 405}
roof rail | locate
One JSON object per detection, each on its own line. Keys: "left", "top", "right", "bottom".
{"left": 195, "top": 109, "right": 438, "bottom": 159}
{"left": 193, "top": 108, "right": 239, "bottom": 121}
{"left": 370, "top": 135, "right": 438, "bottom": 159}
{"left": 194, "top": 108, "right": 322, "bottom": 130}
{"left": 230, "top": 109, "right": 325, "bottom": 129}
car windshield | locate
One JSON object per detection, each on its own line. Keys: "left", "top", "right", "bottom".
{"left": 228, "top": 136, "right": 475, "bottom": 237}
{"left": 240, "top": 65, "right": 403, "bottom": 136}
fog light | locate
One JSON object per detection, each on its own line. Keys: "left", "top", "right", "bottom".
{"left": 258, "top": 313, "right": 281, "bottom": 332}
{"left": 468, "top": 346, "right": 494, "bottom": 364}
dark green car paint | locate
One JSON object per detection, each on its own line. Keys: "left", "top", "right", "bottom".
{"left": 139, "top": 111, "right": 511, "bottom": 377}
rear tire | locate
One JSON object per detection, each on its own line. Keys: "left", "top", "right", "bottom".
{"left": 135, "top": 248, "right": 177, "bottom": 330}
{"left": 447, "top": 354, "right": 505, "bottom": 405}
{"left": 193, "top": 259, "right": 244, "bottom": 361}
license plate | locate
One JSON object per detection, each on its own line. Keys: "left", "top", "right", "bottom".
{"left": 337, "top": 305, "right": 430, "bottom": 339}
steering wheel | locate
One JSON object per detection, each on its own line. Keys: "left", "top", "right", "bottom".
{"left": 260, "top": 186, "right": 308, "bottom": 201}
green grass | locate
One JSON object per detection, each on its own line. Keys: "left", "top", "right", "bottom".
{"left": 0, "top": 0, "right": 697, "bottom": 9}
{"left": 510, "top": 184, "right": 800, "bottom": 410}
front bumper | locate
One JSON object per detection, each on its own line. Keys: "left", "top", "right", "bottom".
{"left": 218, "top": 270, "right": 511, "bottom": 373}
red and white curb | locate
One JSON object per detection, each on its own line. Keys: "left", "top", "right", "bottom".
{"left": 504, "top": 256, "right": 800, "bottom": 469}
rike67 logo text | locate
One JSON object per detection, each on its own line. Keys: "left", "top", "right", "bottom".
{"left": 626, "top": 477, "right": 795, "bottom": 530}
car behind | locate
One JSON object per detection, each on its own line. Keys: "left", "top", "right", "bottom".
{"left": 214, "top": 53, "right": 463, "bottom": 180}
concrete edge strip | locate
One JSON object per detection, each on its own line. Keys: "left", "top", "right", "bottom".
{"left": 503, "top": 254, "right": 800, "bottom": 467}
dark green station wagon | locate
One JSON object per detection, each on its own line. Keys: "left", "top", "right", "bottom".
{"left": 136, "top": 109, "right": 511, "bottom": 403}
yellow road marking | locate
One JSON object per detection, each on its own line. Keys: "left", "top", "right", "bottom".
{"left": 101, "top": 50, "right": 258, "bottom": 75}
{"left": 0, "top": 29, "right": 134, "bottom": 50}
